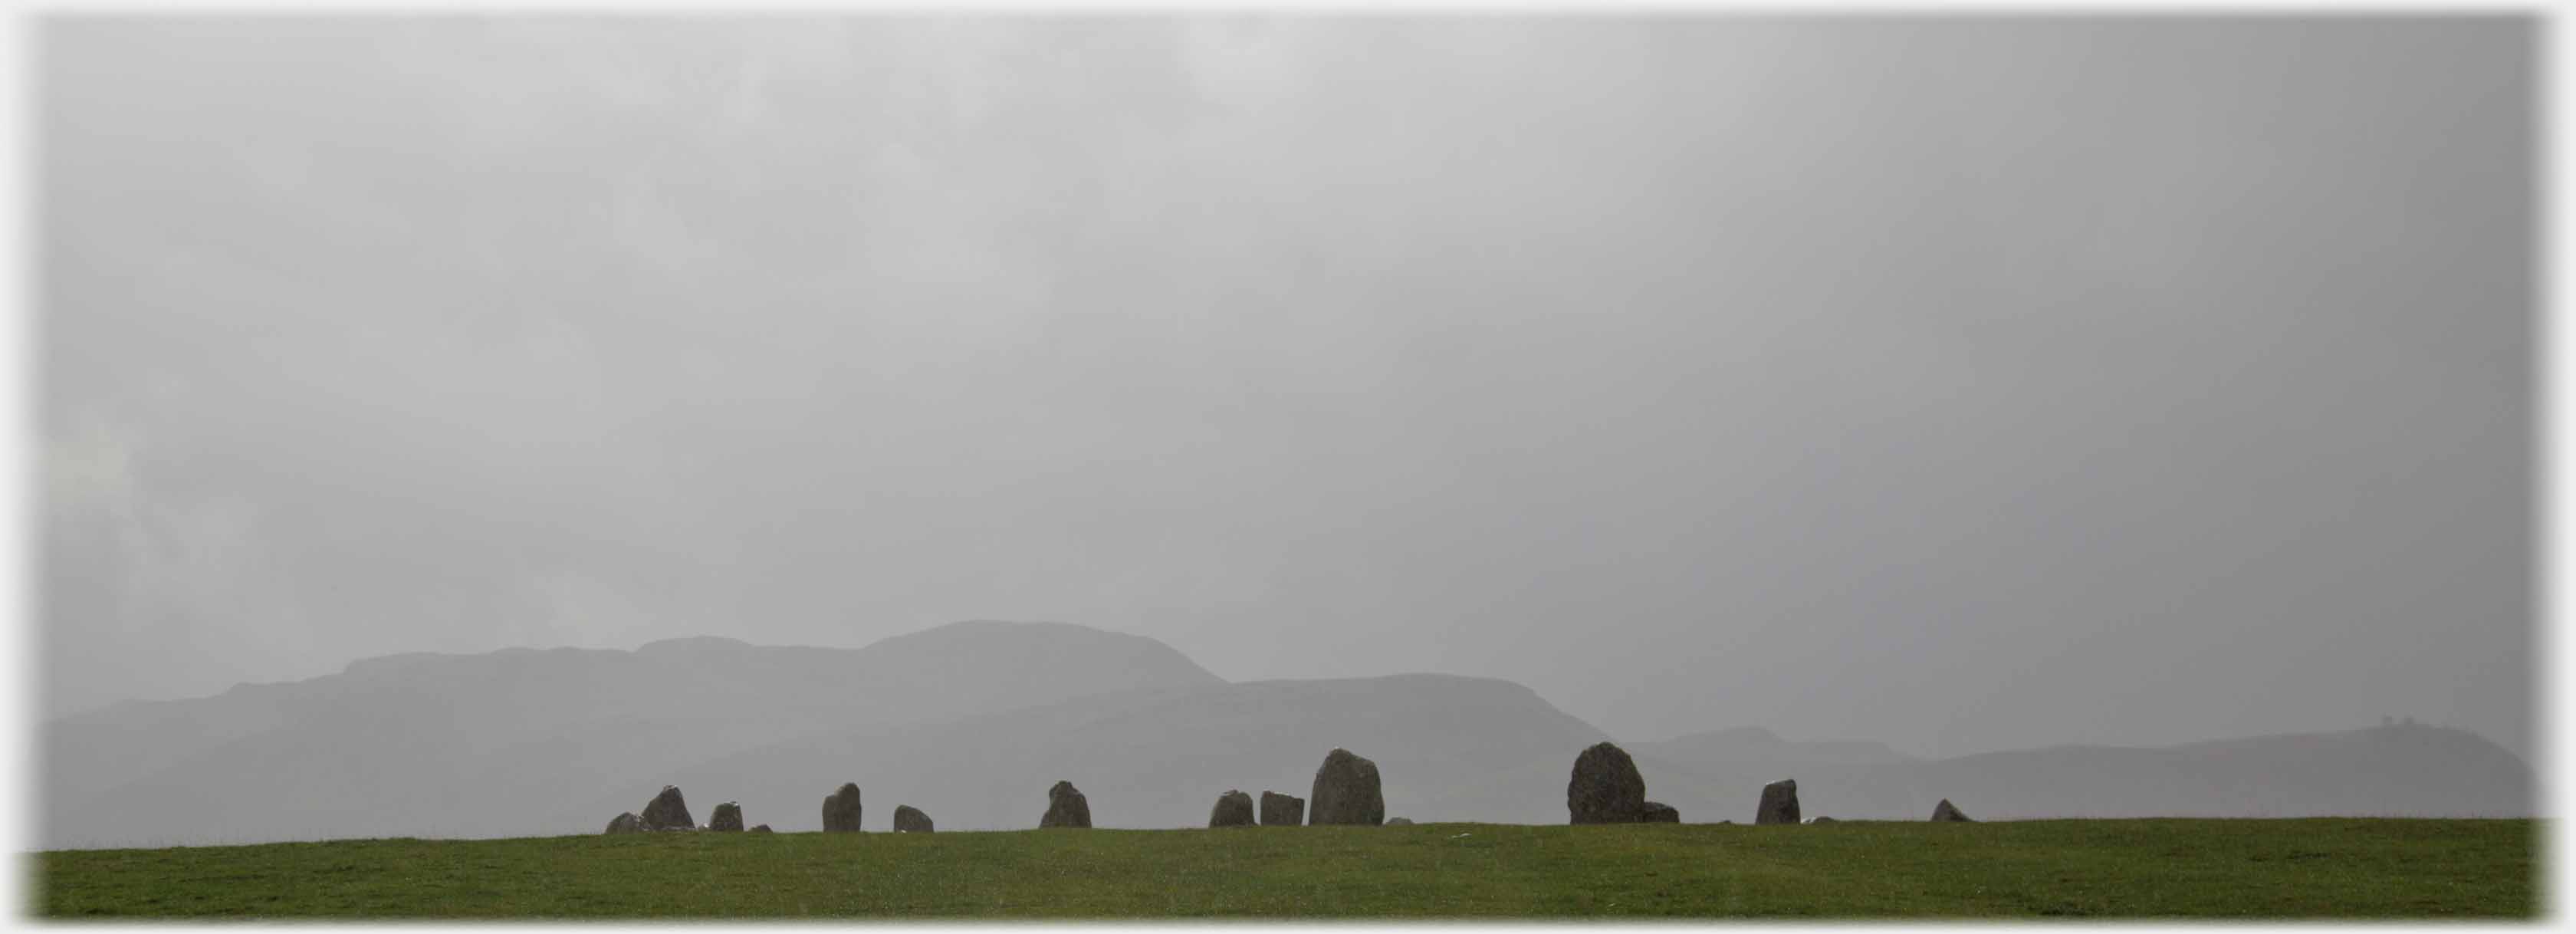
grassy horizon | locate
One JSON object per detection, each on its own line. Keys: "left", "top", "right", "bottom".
{"left": 34, "top": 818, "right": 2536, "bottom": 919}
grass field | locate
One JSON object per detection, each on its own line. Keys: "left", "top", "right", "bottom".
{"left": 34, "top": 819, "right": 2537, "bottom": 919}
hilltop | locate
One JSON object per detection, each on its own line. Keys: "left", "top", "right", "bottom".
{"left": 41, "top": 620, "right": 2537, "bottom": 849}
{"left": 42, "top": 620, "right": 1220, "bottom": 847}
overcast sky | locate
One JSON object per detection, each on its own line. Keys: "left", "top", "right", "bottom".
{"left": 39, "top": 15, "right": 2532, "bottom": 761}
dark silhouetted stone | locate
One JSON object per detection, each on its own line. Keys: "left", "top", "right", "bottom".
{"left": 640, "top": 785, "right": 694, "bottom": 830}
{"left": 1209, "top": 790, "right": 1255, "bottom": 827}
{"left": 749, "top": 824, "right": 773, "bottom": 834}
{"left": 1041, "top": 781, "right": 1091, "bottom": 828}
{"left": 1308, "top": 748, "right": 1385, "bottom": 826}
{"left": 1756, "top": 779, "right": 1799, "bottom": 825}
{"left": 605, "top": 812, "right": 642, "bottom": 834}
{"left": 1386, "top": 817, "right": 1414, "bottom": 826}
{"left": 1566, "top": 742, "right": 1648, "bottom": 824}
{"left": 1931, "top": 799, "right": 1973, "bottom": 822}
{"left": 1640, "top": 801, "right": 1680, "bottom": 824}
{"left": 823, "top": 783, "right": 863, "bottom": 833}
{"left": 895, "top": 804, "right": 935, "bottom": 833}
{"left": 709, "top": 801, "right": 744, "bottom": 832}
{"left": 1259, "top": 791, "right": 1304, "bottom": 827}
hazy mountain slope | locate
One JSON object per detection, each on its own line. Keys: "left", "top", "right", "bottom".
{"left": 1628, "top": 725, "right": 1912, "bottom": 771}
{"left": 42, "top": 620, "right": 1221, "bottom": 849}
{"left": 41, "top": 620, "right": 2537, "bottom": 849}
{"left": 1629, "top": 723, "right": 2535, "bottom": 823}
{"left": 639, "top": 673, "right": 1613, "bottom": 833}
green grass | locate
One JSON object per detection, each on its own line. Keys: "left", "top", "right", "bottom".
{"left": 34, "top": 819, "right": 2536, "bottom": 919}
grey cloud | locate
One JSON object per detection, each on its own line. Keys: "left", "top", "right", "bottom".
{"left": 39, "top": 16, "right": 2532, "bottom": 762}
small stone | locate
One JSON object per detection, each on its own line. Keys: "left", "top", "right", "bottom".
{"left": 1639, "top": 801, "right": 1680, "bottom": 823}
{"left": 1756, "top": 778, "right": 1800, "bottom": 825}
{"left": 1386, "top": 817, "right": 1414, "bottom": 825}
{"left": 604, "top": 812, "right": 642, "bottom": 834}
{"left": 823, "top": 783, "right": 864, "bottom": 833}
{"left": 1308, "top": 748, "right": 1385, "bottom": 826}
{"left": 748, "top": 824, "right": 774, "bottom": 834}
{"left": 1209, "top": 790, "right": 1255, "bottom": 827}
{"left": 894, "top": 804, "right": 935, "bottom": 833}
{"left": 1931, "top": 799, "right": 1973, "bottom": 822}
{"left": 1259, "top": 791, "right": 1305, "bottom": 827}
{"left": 1041, "top": 780, "right": 1092, "bottom": 828}
{"left": 640, "top": 786, "right": 694, "bottom": 831}
{"left": 1566, "top": 742, "right": 1648, "bottom": 824}
{"left": 1810, "top": 815, "right": 1837, "bottom": 824}
{"left": 708, "top": 801, "right": 744, "bottom": 832}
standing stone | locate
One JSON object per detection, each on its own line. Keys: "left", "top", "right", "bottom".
{"left": 894, "top": 804, "right": 935, "bottom": 833}
{"left": 1640, "top": 801, "right": 1681, "bottom": 824}
{"left": 1259, "top": 791, "right": 1305, "bottom": 827}
{"left": 708, "top": 802, "right": 744, "bottom": 832}
{"left": 822, "top": 783, "right": 864, "bottom": 833}
{"left": 640, "top": 785, "right": 694, "bottom": 830}
{"left": 749, "top": 824, "right": 774, "bottom": 834}
{"left": 1756, "top": 779, "right": 1800, "bottom": 825}
{"left": 1930, "top": 799, "right": 1974, "bottom": 822}
{"left": 1209, "top": 790, "right": 1256, "bottom": 827}
{"left": 604, "top": 812, "right": 642, "bottom": 834}
{"left": 1566, "top": 742, "right": 1648, "bottom": 824}
{"left": 1041, "top": 781, "right": 1092, "bottom": 828}
{"left": 1386, "top": 817, "right": 1414, "bottom": 826}
{"left": 1307, "top": 748, "right": 1385, "bottom": 826}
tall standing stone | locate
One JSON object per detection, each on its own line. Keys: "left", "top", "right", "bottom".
{"left": 894, "top": 804, "right": 935, "bottom": 833}
{"left": 709, "top": 802, "right": 744, "bottom": 832}
{"left": 1308, "top": 748, "right": 1385, "bottom": 826}
{"left": 823, "top": 783, "right": 864, "bottom": 833}
{"left": 1930, "top": 799, "right": 1973, "bottom": 822}
{"left": 1041, "top": 781, "right": 1092, "bottom": 828}
{"left": 604, "top": 812, "right": 642, "bottom": 834}
{"left": 1566, "top": 742, "right": 1648, "bottom": 824}
{"left": 1756, "top": 778, "right": 1800, "bottom": 825}
{"left": 1640, "top": 801, "right": 1681, "bottom": 824}
{"left": 640, "top": 785, "right": 694, "bottom": 830}
{"left": 1259, "top": 791, "right": 1305, "bottom": 827}
{"left": 1209, "top": 790, "right": 1255, "bottom": 827}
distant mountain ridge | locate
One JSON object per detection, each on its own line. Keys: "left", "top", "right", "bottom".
{"left": 1631, "top": 725, "right": 1914, "bottom": 769}
{"left": 41, "top": 620, "right": 2537, "bottom": 849}
{"left": 647, "top": 673, "right": 1612, "bottom": 831}
{"left": 43, "top": 620, "right": 1221, "bottom": 847}
{"left": 1626, "top": 722, "right": 2531, "bottom": 824}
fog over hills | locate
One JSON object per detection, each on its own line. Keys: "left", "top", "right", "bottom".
{"left": 43, "top": 15, "right": 2532, "bottom": 776}
{"left": 1631, "top": 726, "right": 1914, "bottom": 770}
{"left": 1631, "top": 723, "right": 2531, "bottom": 824}
{"left": 43, "top": 620, "right": 1219, "bottom": 847}
{"left": 42, "top": 621, "right": 2533, "bottom": 849}
{"left": 651, "top": 672, "right": 1609, "bottom": 832}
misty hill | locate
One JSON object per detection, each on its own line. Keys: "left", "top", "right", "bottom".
{"left": 42, "top": 620, "right": 1220, "bottom": 848}
{"left": 640, "top": 673, "right": 1610, "bottom": 832}
{"left": 1629, "top": 725, "right": 1913, "bottom": 771}
{"left": 43, "top": 620, "right": 2537, "bottom": 849}
{"left": 1629, "top": 722, "right": 2533, "bottom": 823}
